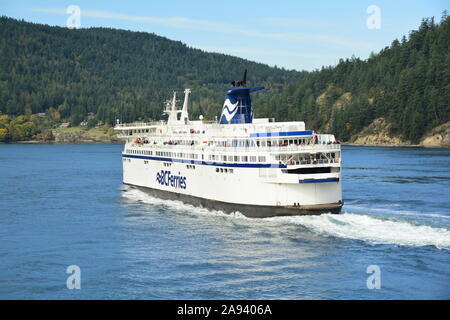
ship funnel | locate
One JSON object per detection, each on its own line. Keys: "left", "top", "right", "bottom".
{"left": 220, "top": 71, "right": 264, "bottom": 124}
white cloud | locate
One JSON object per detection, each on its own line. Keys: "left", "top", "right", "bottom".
{"left": 34, "top": 7, "right": 375, "bottom": 49}
{"left": 257, "top": 17, "right": 333, "bottom": 28}
{"left": 193, "top": 45, "right": 337, "bottom": 59}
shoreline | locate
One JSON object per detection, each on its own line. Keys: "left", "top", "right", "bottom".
{"left": 2, "top": 140, "right": 448, "bottom": 149}
{"left": 0, "top": 140, "right": 122, "bottom": 145}
{"left": 341, "top": 142, "right": 449, "bottom": 149}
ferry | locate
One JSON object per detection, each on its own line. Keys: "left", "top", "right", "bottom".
{"left": 114, "top": 71, "right": 343, "bottom": 217}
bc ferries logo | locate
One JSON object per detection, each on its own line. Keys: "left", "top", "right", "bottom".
{"left": 221, "top": 98, "right": 239, "bottom": 122}
{"left": 156, "top": 170, "right": 187, "bottom": 189}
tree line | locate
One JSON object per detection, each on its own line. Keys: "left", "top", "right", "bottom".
{"left": 256, "top": 13, "right": 450, "bottom": 143}
{"left": 1, "top": 14, "right": 448, "bottom": 143}
{"left": 0, "top": 16, "right": 304, "bottom": 138}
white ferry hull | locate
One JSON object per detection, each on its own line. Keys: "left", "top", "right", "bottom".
{"left": 122, "top": 155, "right": 343, "bottom": 217}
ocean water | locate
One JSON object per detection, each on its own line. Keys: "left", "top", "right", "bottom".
{"left": 0, "top": 144, "right": 449, "bottom": 299}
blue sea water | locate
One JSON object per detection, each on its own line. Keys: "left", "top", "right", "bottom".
{"left": 0, "top": 144, "right": 449, "bottom": 299}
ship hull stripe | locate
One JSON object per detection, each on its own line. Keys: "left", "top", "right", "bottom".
{"left": 122, "top": 154, "right": 287, "bottom": 168}
{"left": 299, "top": 178, "right": 340, "bottom": 183}
{"left": 249, "top": 130, "right": 313, "bottom": 138}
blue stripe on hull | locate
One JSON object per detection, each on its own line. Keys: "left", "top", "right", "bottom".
{"left": 299, "top": 178, "right": 339, "bottom": 183}
{"left": 122, "top": 154, "right": 287, "bottom": 168}
{"left": 250, "top": 130, "right": 313, "bottom": 138}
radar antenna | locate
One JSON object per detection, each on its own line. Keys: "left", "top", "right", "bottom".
{"left": 231, "top": 69, "right": 247, "bottom": 87}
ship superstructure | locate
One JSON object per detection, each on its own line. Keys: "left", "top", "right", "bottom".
{"left": 115, "top": 72, "right": 343, "bottom": 217}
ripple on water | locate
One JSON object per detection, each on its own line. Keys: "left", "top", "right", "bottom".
{"left": 121, "top": 187, "right": 450, "bottom": 250}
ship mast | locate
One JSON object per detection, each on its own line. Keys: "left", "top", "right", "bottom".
{"left": 181, "top": 89, "right": 191, "bottom": 124}
{"left": 164, "top": 91, "right": 180, "bottom": 124}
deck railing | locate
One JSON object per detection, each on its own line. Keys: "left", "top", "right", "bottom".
{"left": 127, "top": 142, "right": 341, "bottom": 153}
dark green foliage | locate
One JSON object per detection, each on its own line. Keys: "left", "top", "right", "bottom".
{"left": 0, "top": 16, "right": 305, "bottom": 125}
{"left": 256, "top": 14, "right": 450, "bottom": 143}
{"left": 0, "top": 114, "right": 58, "bottom": 142}
{"left": 1, "top": 15, "right": 448, "bottom": 144}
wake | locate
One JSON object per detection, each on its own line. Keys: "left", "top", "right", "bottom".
{"left": 122, "top": 187, "right": 450, "bottom": 250}
{"left": 265, "top": 213, "right": 450, "bottom": 250}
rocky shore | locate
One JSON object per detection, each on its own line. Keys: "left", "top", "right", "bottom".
{"left": 347, "top": 118, "right": 450, "bottom": 148}
{"left": 52, "top": 127, "right": 120, "bottom": 144}
{"left": 4, "top": 120, "right": 450, "bottom": 148}
{"left": 4, "top": 126, "right": 121, "bottom": 144}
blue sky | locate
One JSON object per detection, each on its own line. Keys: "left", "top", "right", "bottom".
{"left": 1, "top": 0, "right": 448, "bottom": 71}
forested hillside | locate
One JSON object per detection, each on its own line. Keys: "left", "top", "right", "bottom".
{"left": 257, "top": 14, "right": 450, "bottom": 144}
{"left": 0, "top": 16, "right": 303, "bottom": 127}
{"left": 1, "top": 14, "right": 449, "bottom": 144}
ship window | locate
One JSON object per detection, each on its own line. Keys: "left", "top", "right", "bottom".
{"left": 229, "top": 169, "right": 233, "bottom": 173}
{"left": 224, "top": 168, "right": 228, "bottom": 173}
{"left": 250, "top": 156, "right": 257, "bottom": 162}
{"left": 283, "top": 167, "right": 333, "bottom": 174}
{"left": 242, "top": 156, "right": 248, "bottom": 162}
{"left": 234, "top": 156, "right": 239, "bottom": 162}
{"left": 220, "top": 168, "right": 224, "bottom": 173}
{"left": 216, "top": 168, "right": 219, "bottom": 172}
{"left": 258, "top": 156, "right": 266, "bottom": 162}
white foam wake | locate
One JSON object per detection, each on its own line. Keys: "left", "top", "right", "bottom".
{"left": 122, "top": 187, "right": 450, "bottom": 250}
{"left": 121, "top": 186, "right": 247, "bottom": 219}
{"left": 345, "top": 204, "right": 450, "bottom": 220}
{"left": 265, "top": 213, "right": 450, "bottom": 249}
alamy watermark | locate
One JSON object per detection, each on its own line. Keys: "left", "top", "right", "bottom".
{"left": 66, "top": 265, "right": 81, "bottom": 289}
{"left": 66, "top": 5, "right": 81, "bottom": 29}
{"left": 366, "top": 265, "right": 381, "bottom": 289}
{"left": 366, "top": 5, "right": 381, "bottom": 29}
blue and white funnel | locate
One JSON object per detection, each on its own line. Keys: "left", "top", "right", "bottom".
{"left": 219, "top": 86, "right": 264, "bottom": 124}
